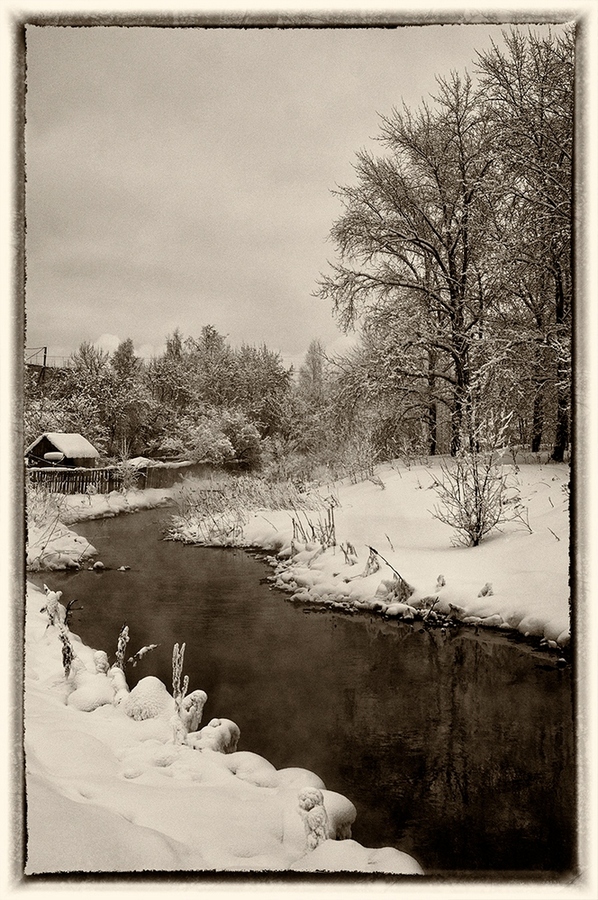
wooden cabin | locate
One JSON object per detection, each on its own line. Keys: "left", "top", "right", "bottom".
{"left": 25, "top": 432, "right": 100, "bottom": 469}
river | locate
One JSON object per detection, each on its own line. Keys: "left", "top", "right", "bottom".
{"left": 31, "top": 505, "right": 576, "bottom": 876}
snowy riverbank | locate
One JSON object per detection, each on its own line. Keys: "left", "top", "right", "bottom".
{"left": 23, "top": 477, "right": 429, "bottom": 873}
{"left": 170, "top": 460, "right": 571, "bottom": 650}
{"left": 26, "top": 458, "right": 571, "bottom": 648}
{"left": 26, "top": 486, "right": 175, "bottom": 570}
{"left": 23, "top": 579, "right": 423, "bottom": 875}
{"left": 27, "top": 462, "right": 570, "bottom": 649}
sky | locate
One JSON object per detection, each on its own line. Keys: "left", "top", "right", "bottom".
{"left": 23, "top": 17, "right": 564, "bottom": 370}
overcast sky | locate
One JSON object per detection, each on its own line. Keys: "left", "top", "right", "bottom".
{"left": 25, "top": 21, "right": 537, "bottom": 369}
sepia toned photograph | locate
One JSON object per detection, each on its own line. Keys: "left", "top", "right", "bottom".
{"left": 7, "top": 1, "right": 596, "bottom": 894}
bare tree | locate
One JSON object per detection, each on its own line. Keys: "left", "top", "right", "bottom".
{"left": 318, "top": 73, "right": 498, "bottom": 455}
{"left": 476, "top": 27, "right": 573, "bottom": 461}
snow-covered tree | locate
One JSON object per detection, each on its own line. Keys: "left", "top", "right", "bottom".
{"left": 476, "top": 27, "right": 573, "bottom": 460}
{"left": 318, "top": 73, "right": 498, "bottom": 455}
{"left": 318, "top": 28, "right": 573, "bottom": 460}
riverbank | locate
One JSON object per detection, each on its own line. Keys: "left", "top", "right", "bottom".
{"left": 26, "top": 485, "right": 176, "bottom": 570}
{"left": 170, "top": 459, "right": 571, "bottom": 650}
{"left": 26, "top": 458, "right": 571, "bottom": 648}
{"left": 24, "top": 473, "right": 429, "bottom": 873}
{"left": 23, "top": 579, "right": 423, "bottom": 875}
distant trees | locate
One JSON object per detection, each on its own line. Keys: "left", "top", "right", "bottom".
{"left": 293, "top": 339, "right": 332, "bottom": 454}
{"left": 25, "top": 327, "right": 294, "bottom": 469}
{"left": 318, "top": 26, "right": 573, "bottom": 460}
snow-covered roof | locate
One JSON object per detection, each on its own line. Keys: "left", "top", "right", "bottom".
{"left": 125, "top": 456, "right": 153, "bottom": 468}
{"left": 25, "top": 432, "right": 100, "bottom": 459}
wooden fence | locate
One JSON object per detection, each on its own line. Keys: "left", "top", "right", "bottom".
{"left": 27, "top": 466, "right": 132, "bottom": 495}
{"left": 26, "top": 460, "right": 216, "bottom": 495}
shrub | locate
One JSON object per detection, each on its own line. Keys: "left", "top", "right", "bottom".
{"left": 219, "top": 411, "right": 263, "bottom": 470}
{"left": 431, "top": 451, "right": 513, "bottom": 547}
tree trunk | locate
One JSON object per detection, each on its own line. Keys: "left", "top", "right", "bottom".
{"left": 530, "top": 384, "right": 544, "bottom": 453}
{"left": 428, "top": 400, "right": 437, "bottom": 456}
{"left": 450, "top": 395, "right": 463, "bottom": 456}
{"left": 551, "top": 365, "right": 569, "bottom": 462}
{"left": 550, "top": 265, "right": 570, "bottom": 462}
{"left": 427, "top": 349, "right": 438, "bottom": 455}
{"left": 450, "top": 333, "right": 470, "bottom": 456}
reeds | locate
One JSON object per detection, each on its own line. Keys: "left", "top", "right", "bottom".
{"left": 168, "top": 473, "right": 336, "bottom": 546}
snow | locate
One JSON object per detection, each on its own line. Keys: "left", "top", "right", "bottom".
{"left": 124, "top": 456, "right": 154, "bottom": 468}
{"left": 289, "top": 839, "right": 425, "bottom": 874}
{"left": 26, "top": 487, "right": 174, "bottom": 570}
{"left": 171, "top": 460, "right": 571, "bottom": 648}
{"left": 23, "top": 579, "right": 423, "bottom": 875}
{"left": 60, "top": 486, "right": 175, "bottom": 525}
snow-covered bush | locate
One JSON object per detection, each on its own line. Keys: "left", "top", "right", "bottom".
{"left": 67, "top": 662, "right": 115, "bottom": 712}
{"left": 170, "top": 642, "right": 207, "bottom": 742}
{"left": 298, "top": 788, "right": 330, "bottom": 850}
{"left": 40, "top": 584, "right": 67, "bottom": 627}
{"left": 93, "top": 650, "right": 110, "bottom": 674}
{"left": 109, "top": 664, "right": 130, "bottom": 706}
{"left": 431, "top": 452, "right": 513, "bottom": 546}
{"left": 114, "top": 624, "right": 130, "bottom": 670}
{"left": 177, "top": 690, "right": 208, "bottom": 737}
{"left": 152, "top": 413, "right": 236, "bottom": 465}
{"left": 187, "top": 421, "right": 235, "bottom": 465}
{"left": 123, "top": 676, "right": 174, "bottom": 721}
{"left": 113, "top": 461, "right": 143, "bottom": 492}
{"left": 186, "top": 718, "right": 240, "bottom": 753}
{"left": 148, "top": 407, "right": 263, "bottom": 469}
{"left": 219, "top": 410, "right": 263, "bottom": 470}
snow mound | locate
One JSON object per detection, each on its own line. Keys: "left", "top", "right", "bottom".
{"left": 290, "top": 838, "right": 424, "bottom": 874}
{"left": 123, "top": 676, "right": 175, "bottom": 721}
{"left": 68, "top": 671, "right": 115, "bottom": 712}
{"left": 25, "top": 773, "right": 198, "bottom": 873}
{"left": 186, "top": 717, "right": 241, "bottom": 753}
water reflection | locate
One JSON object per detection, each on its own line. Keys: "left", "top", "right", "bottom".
{"left": 31, "top": 508, "right": 575, "bottom": 875}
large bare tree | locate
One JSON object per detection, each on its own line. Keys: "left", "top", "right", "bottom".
{"left": 476, "top": 27, "right": 573, "bottom": 461}
{"left": 318, "top": 73, "right": 498, "bottom": 455}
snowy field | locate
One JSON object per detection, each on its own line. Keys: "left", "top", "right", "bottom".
{"left": 22, "top": 457, "right": 570, "bottom": 876}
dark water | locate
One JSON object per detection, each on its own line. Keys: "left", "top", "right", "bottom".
{"left": 32, "top": 507, "right": 576, "bottom": 876}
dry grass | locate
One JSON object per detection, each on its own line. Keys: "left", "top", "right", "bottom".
{"left": 168, "top": 473, "right": 337, "bottom": 546}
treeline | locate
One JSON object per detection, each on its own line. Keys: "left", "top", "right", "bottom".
{"left": 318, "top": 27, "right": 573, "bottom": 462}
{"left": 25, "top": 327, "right": 293, "bottom": 469}
{"left": 24, "top": 328, "right": 387, "bottom": 478}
